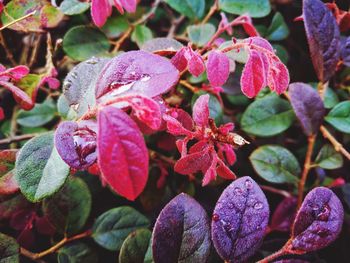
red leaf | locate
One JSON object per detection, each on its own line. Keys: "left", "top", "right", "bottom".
{"left": 97, "top": 106, "right": 148, "bottom": 201}
{"left": 0, "top": 107, "right": 4, "bottom": 121}
{"left": 267, "top": 60, "right": 289, "bottom": 94}
{"left": 192, "top": 94, "right": 210, "bottom": 127}
{"left": 240, "top": 50, "right": 266, "bottom": 98}
{"left": 186, "top": 48, "right": 205, "bottom": 77}
{"left": 171, "top": 48, "right": 188, "bottom": 72}
{"left": 0, "top": 171, "right": 19, "bottom": 195}
{"left": 206, "top": 51, "right": 230, "bottom": 87}
{"left": 163, "top": 114, "right": 193, "bottom": 136}
{"left": 0, "top": 81, "right": 34, "bottom": 110}
{"left": 175, "top": 150, "right": 211, "bottom": 175}
{"left": 91, "top": 0, "right": 112, "bottom": 27}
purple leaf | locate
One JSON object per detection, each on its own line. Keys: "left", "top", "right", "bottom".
{"left": 55, "top": 120, "right": 97, "bottom": 170}
{"left": 152, "top": 193, "right": 211, "bottom": 263}
{"left": 211, "top": 176, "right": 269, "bottom": 263}
{"left": 206, "top": 51, "right": 230, "bottom": 87}
{"left": 303, "top": 0, "right": 340, "bottom": 82}
{"left": 290, "top": 187, "right": 343, "bottom": 252}
{"left": 340, "top": 36, "right": 350, "bottom": 67}
{"left": 95, "top": 51, "right": 179, "bottom": 100}
{"left": 288, "top": 82, "right": 325, "bottom": 136}
{"left": 270, "top": 197, "right": 297, "bottom": 232}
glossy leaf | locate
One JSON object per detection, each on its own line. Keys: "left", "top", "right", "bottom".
{"left": 58, "top": 242, "right": 98, "bottom": 263}
{"left": 315, "top": 144, "right": 343, "bottom": 170}
{"left": 119, "top": 229, "right": 152, "bottom": 263}
{"left": 187, "top": 24, "right": 216, "bottom": 47}
{"left": 303, "top": 0, "right": 340, "bottom": 82}
{"left": 43, "top": 177, "right": 91, "bottom": 235}
{"left": 98, "top": 106, "right": 148, "bottom": 201}
{"left": 17, "top": 98, "right": 56, "bottom": 128}
{"left": 211, "top": 176, "right": 269, "bottom": 262}
{"left": 152, "top": 193, "right": 211, "bottom": 263}
{"left": 219, "top": 0, "right": 271, "bottom": 18}
{"left": 15, "top": 133, "right": 70, "bottom": 202}
{"left": 206, "top": 51, "right": 230, "bottom": 87}
{"left": 241, "top": 95, "right": 294, "bottom": 137}
{"left": 325, "top": 101, "right": 350, "bottom": 133}
{"left": 250, "top": 145, "right": 300, "bottom": 184}
{"left": 101, "top": 16, "right": 129, "bottom": 39}
{"left": 164, "top": 0, "right": 205, "bottom": 19}
{"left": 63, "top": 57, "right": 110, "bottom": 117}
{"left": 290, "top": 187, "right": 343, "bottom": 252}
{"left": 131, "top": 25, "right": 153, "bottom": 47}
{"left": 95, "top": 51, "right": 179, "bottom": 100}
{"left": 266, "top": 12, "right": 290, "bottom": 41}
{"left": 288, "top": 82, "right": 325, "bottom": 136}
{"left": 92, "top": 206, "right": 150, "bottom": 251}
{"left": 63, "top": 26, "right": 111, "bottom": 61}
{"left": 0, "top": 232, "right": 19, "bottom": 263}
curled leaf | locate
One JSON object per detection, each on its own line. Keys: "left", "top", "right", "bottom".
{"left": 288, "top": 82, "right": 325, "bottom": 136}
{"left": 152, "top": 193, "right": 211, "bottom": 263}
{"left": 211, "top": 176, "right": 269, "bottom": 262}
{"left": 290, "top": 187, "right": 343, "bottom": 252}
{"left": 303, "top": 0, "right": 340, "bottom": 82}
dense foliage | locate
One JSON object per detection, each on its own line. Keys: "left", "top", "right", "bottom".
{"left": 0, "top": 0, "right": 349, "bottom": 262}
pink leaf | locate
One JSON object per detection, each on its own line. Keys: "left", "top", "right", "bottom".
{"left": 120, "top": 0, "right": 137, "bottom": 13}
{"left": 202, "top": 156, "right": 217, "bottom": 186}
{"left": 96, "top": 51, "right": 179, "bottom": 100}
{"left": 6, "top": 65, "right": 30, "bottom": 80}
{"left": 219, "top": 12, "right": 233, "bottom": 35}
{"left": 0, "top": 171, "right": 19, "bottom": 195}
{"left": 0, "top": 81, "right": 34, "bottom": 110}
{"left": 163, "top": 114, "right": 192, "bottom": 136}
{"left": 240, "top": 50, "right": 266, "bottom": 98}
{"left": 171, "top": 48, "right": 188, "bottom": 72}
{"left": 186, "top": 48, "right": 205, "bottom": 77}
{"left": 91, "top": 0, "right": 112, "bottom": 27}
{"left": 267, "top": 60, "right": 289, "bottom": 94}
{"left": 192, "top": 94, "right": 210, "bottom": 127}
{"left": 0, "top": 107, "right": 4, "bottom": 121}
{"left": 207, "top": 51, "right": 230, "bottom": 87}
{"left": 246, "top": 36, "right": 274, "bottom": 52}
{"left": 97, "top": 106, "right": 148, "bottom": 201}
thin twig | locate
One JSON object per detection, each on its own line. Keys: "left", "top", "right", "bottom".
{"left": 320, "top": 125, "right": 350, "bottom": 160}
{"left": 0, "top": 11, "right": 37, "bottom": 31}
{"left": 0, "top": 133, "right": 38, "bottom": 145}
{"left": 0, "top": 32, "right": 16, "bottom": 65}
{"left": 28, "top": 34, "right": 43, "bottom": 67}
{"left": 297, "top": 134, "right": 316, "bottom": 208}
{"left": 179, "top": 80, "right": 198, "bottom": 93}
{"left": 260, "top": 185, "right": 292, "bottom": 198}
{"left": 201, "top": 0, "right": 219, "bottom": 24}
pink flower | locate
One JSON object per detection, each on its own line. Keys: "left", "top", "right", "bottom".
{"left": 91, "top": 0, "right": 137, "bottom": 27}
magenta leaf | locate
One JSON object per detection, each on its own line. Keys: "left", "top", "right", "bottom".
{"left": 192, "top": 94, "right": 210, "bottom": 127}
{"left": 97, "top": 106, "right": 148, "bottom": 201}
{"left": 241, "top": 50, "right": 266, "bottom": 98}
{"left": 95, "top": 51, "right": 179, "bottom": 100}
{"left": 152, "top": 193, "right": 211, "bottom": 263}
{"left": 186, "top": 48, "right": 206, "bottom": 77}
{"left": 207, "top": 51, "right": 230, "bottom": 87}
{"left": 175, "top": 149, "right": 212, "bottom": 175}
{"left": 288, "top": 82, "right": 325, "bottom": 136}
{"left": 211, "top": 176, "right": 269, "bottom": 263}
{"left": 267, "top": 60, "right": 289, "bottom": 94}
{"left": 91, "top": 0, "right": 112, "bottom": 27}
{"left": 290, "top": 187, "right": 343, "bottom": 252}
{"left": 55, "top": 120, "right": 97, "bottom": 170}
{"left": 303, "top": 0, "right": 340, "bottom": 82}
{"left": 270, "top": 197, "right": 297, "bottom": 232}
{"left": 170, "top": 47, "right": 188, "bottom": 72}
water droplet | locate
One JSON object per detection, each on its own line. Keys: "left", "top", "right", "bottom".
{"left": 317, "top": 204, "right": 331, "bottom": 221}
{"left": 254, "top": 202, "right": 263, "bottom": 210}
{"left": 140, "top": 74, "right": 151, "bottom": 82}
{"left": 71, "top": 72, "right": 78, "bottom": 79}
{"left": 245, "top": 179, "right": 253, "bottom": 189}
{"left": 86, "top": 57, "right": 99, "bottom": 64}
{"left": 234, "top": 187, "right": 242, "bottom": 195}
{"left": 212, "top": 214, "right": 220, "bottom": 222}
{"left": 63, "top": 81, "right": 71, "bottom": 92}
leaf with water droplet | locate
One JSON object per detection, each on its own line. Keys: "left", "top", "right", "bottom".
{"left": 290, "top": 187, "right": 343, "bottom": 252}
{"left": 211, "top": 176, "right": 270, "bottom": 263}
{"left": 152, "top": 193, "right": 211, "bottom": 263}
{"left": 95, "top": 51, "right": 179, "bottom": 100}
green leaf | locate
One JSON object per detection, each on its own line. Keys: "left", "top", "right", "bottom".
{"left": 0, "top": 232, "right": 19, "bottom": 263}
{"left": 266, "top": 12, "right": 289, "bottom": 41}
{"left": 315, "top": 144, "right": 343, "bottom": 170}
{"left": 101, "top": 16, "right": 129, "bottom": 39}
{"left": 272, "top": 44, "right": 289, "bottom": 64}
{"left": 131, "top": 25, "right": 153, "bottom": 47}
{"left": 0, "top": 0, "right": 64, "bottom": 33}
{"left": 187, "top": 24, "right": 216, "bottom": 47}
{"left": 241, "top": 95, "right": 294, "bottom": 137}
{"left": 59, "top": 0, "right": 90, "bottom": 15}
{"left": 164, "top": 0, "right": 205, "bottom": 19}
{"left": 16, "top": 74, "right": 41, "bottom": 102}
{"left": 92, "top": 206, "right": 150, "bottom": 251}
{"left": 119, "top": 229, "right": 152, "bottom": 263}
{"left": 144, "top": 240, "right": 154, "bottom": 263}
{"left": 15, "top": 133, "right": 69, "bottom": 202}
{"left": 219, "top": 0, "right": 271, "bottom": 18}
{"left": 63, "top": 26, "right": 111, "bottom": 61}
{"left": 250, "top": 145, "right": 300, "bottom": 184}
{"left": 57, "top": 242, "right": 98, "bottom": 263}
{"left": 324, "top": 87, "right": 339, "bottom": 109}
{"left": 17, "top": 98, "right": 56, "bottom": 127}
{"left": 43, "top": 177, "right": 91, "bottom": 235}
{"left": 325, "top": 101, "right": 350, "bottom": 133}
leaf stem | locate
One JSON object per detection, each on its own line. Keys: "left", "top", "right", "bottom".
{"left": 0, "top": 11, "right": 37, "bottom": 31}
{"left": 297, "top": 134, "right": 316, "bottom": 208}
{"left": 320, "top": 125, "right": 350, "bottom": 160}
{"left": 260, "top": 185, "right": 292, "bottom": 198}
{"left": 257, "top": 240, "right": 293, "bottom": 263}
{"left": 201, "top": 0, "right": 219, "bottom": 24}
{"left": 20, "top": 230, "right": 91, "bottom": 260}
{"left": 0, "top": 133, "right": 38, "bottom": 145}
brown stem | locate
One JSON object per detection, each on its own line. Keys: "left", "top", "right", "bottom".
{"left": 179, "top": 80, "right": 199, "bottom": 93}
{"left": 28, "top": 34, "right": 43, "bottom": 67}
{"left": 297, "top": 134, "right": 316, "bottom": 208}
{"left": 0, "top": 32, "right": 17, "bottom": 65}
{"left": 167, "top": 15, "right": 185, "bottom": 38}
{"left": 201, "top": 0, "right": 218, "bottom": 24}
{"left": 149, "top": 149, "right": 176, "bottom": 165}
{"left": 0, "top": 133, "right": 38, "bottom": 145}
{"left": 320, "top": 125, "right": 350, "bottom": 160}
{"left": 20, "top": 230, "right": 91, "bottom": 260}
{"left": 257, "top": 240, "right": 293, "bottom": 263}
{"left": 260, "top": 185, "right": 292, "bottom": 198}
